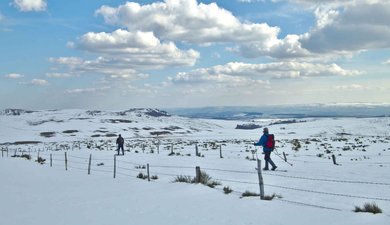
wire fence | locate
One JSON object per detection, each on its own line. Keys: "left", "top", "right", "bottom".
{"left": 3, "top": 147, "right": 390, "bottom": 215}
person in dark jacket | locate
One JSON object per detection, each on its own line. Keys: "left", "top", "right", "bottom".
{"left": 254, "top": 127, "right": 277, "bottom": 170}
{"left": 116, "top": 134, "right": 125, "bottom": 155}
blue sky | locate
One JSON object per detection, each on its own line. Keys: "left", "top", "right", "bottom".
{"left": 1, "top": 0, "right": 389, "bottom": 110}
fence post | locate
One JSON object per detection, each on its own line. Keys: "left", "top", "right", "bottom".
{"left": 147, "top": 163, "right": 150, "bottom": 182}
{"left": 332, "top": 154, "right": 337, "bottom": 165}
{"left": 88, "top": 154, "right": 92, "bottom": 175}
{"left": 171, "top": 143, "right": 174, "bottom": 154}
{"left": 283, "top": 152, "right": 287, "bottom": 162}
{"left": 195, "top": 166, "right": 201, "bottom": 183}
{"left": 1, "top": 148, "right": 3, "bottom": 157}
{"left": 65, "top": 152, "right": 68, "bottom": 171}
{"left": 6, "top": 147, "right": 8, "bottom": 157}
{"left": 50, "top": 154, "right": 52, "bottom": 167}
{"left": 37, "top": 151, "right": 40, "bottom": 161}
{"left": 195, "top": 144, "right": 199, "bottom": 157}
{"left": 113, "top": 155, "right": 116, "bottom": 178}
{"left": 219, "top": 145, "right": 223, "bottom": 158}
{"left": 14, "top": 149, "right": 17, "bottom": 157}
{"left": 257, "top": 159, "right": 265, "bottom": 200}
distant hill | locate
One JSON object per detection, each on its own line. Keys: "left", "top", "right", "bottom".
{"left": 165, "top": 104, "right": 390, "bottom": 119}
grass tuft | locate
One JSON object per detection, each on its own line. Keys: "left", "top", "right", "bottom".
{"left": 354, "top": 202, "right": 382, "bottom": 214}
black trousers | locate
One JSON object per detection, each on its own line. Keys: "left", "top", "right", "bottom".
{"left": 117, "top": 145, "right": 124, "bottom": 155}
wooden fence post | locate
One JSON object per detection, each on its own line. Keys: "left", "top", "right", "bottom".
{"left": 195, "top": 166, "right": 201, "bottom": 183}
{"left": 219, "top": 145, "right": 223, "bottom": 158}
{"left": 1, "top": 148, "right": 3, "bottom": 157}
{"left": 113, "top": 155, "right": 116, "bottom": 178}
{"left": 332, "top": 154, "right": 337, "bottom": 165}
{"left": 37, "top": 151, "right": 40, "bottom": 161}
{"left": 147, "top": 163, "right": 150, "bottom": 182}
{"left": 88, "top": 154, "right": 92, "bottom": 175}
{"left": 65, "top": 152, "right": 68, "bottom": 171}
{"left": 195, "top": 144, "right": 199, "bottom": 157}
{"left": 257, "top": 159, "right": 265, "bottom": 200}
{"left": 6, "top": 147, "right": 8, "bottom": 157}
{"left": 171, "top": 143, "right": 174, "bottom": 154}
{"left": 50, "top": 154, "right": 52, "bottom": 167}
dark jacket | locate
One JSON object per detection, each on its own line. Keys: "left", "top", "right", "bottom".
{"left": 116, "top": 136, "right": 124, "bottom": 145}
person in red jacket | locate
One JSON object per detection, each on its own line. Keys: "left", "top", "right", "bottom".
{"left": 254, "top": 127, "right": 277, "bottom": 170}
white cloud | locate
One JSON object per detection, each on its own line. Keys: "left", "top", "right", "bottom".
{"left": 64, "top": 87, "right": 110, "bottom": 95}
{"left": 13, "top": 0, "right": 47, "bottom": 12}
{"left": 95, "top": 0, "right": 280, "bottom": 45}
{"left": 19, "top": 79, "right": 49, "bottom": 86}
{"left": 4, "top": 73, "right": 24, "bottom": 79}
{"left": 46, "top": 73, "right": 74, "bottom": 78}
{"left": 72, "top": 29, "right": 199, "bottom": 69}
{"left": 335, "top": 84, "right": 368, "bottom": 90}
{"left": 384, "top": 59, "right": 390, "bottom": 65}
{"left": 30, "top": 79, "right": 49, "bottom": 86}
{"left": 49, "top": 56, "right": 150, "bottom": 80}
{"left": 171, "top": 61, "right": 360, "bottom": 84}
{"left": 53, "top": 29, "right": 200, "bottom": 79}
{"left": 300, "top": 2, "right": 390, "bottom": 54}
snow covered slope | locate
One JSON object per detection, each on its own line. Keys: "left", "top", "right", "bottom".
{"left": 0, "top": 109, "right": 389, "bottom": 224}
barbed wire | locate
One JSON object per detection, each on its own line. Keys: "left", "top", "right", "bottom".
{"left": 275, "top": 198, "right": 343, "bottom": 211}
{"left": 266, "top": 184, "right": 390, "bottom": 202}
{"left": 263, "top": 173, "right": 390, "bottom": 185}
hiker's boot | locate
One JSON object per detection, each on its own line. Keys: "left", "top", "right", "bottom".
{"left": 271, "top": 166, "right": 277, "bottom": 171}
{"left": 263, "top": 167, "right": 269, "bottom": 171}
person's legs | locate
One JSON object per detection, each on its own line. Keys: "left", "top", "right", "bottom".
{"left": 264, "top": 152, "right": 270, "bottom": 170}
{"left": 269, "top": 153, "right": 277, "bottom": 170}
{"left": 121, "top": 145, "right": 124, "bottom": 155}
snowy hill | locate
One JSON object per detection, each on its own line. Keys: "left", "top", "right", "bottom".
{"left": 0, "top": 109, "right": 390, "bottom": 225}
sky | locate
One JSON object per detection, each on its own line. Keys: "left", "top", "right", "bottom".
{"left": 0, "top": 0, "right": 390, "bottom": 110}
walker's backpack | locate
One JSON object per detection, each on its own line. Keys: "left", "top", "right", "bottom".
{"left": 266, "top": 134, "right": 275, "bottom": 150}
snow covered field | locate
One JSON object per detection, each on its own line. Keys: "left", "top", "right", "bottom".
{"left": 1, "top": 109, "right": 390, "bottom": 225}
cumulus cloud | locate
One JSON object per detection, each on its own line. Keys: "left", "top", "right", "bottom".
{"left": 95, "top": 0, "right": 280, "bottom": 45}
{"left": 300, "top": 2, "right": 390, "bottom": 54}
{"left": 72, "top": 29, "right": 199, "bottom": 69}
{"left": 4, "top": 73, "right": 24, "bottom": 79}
{"left": 170, "top": 61, "right": 360, "bottom": 87}
{"left": 13, "top": 0, "right": 47, "bottom": 12}
{"left": 49, "top": 56, "right": 150, "bottom": 80}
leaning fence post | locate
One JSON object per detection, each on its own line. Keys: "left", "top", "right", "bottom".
{"left": 257, "top": 159, "right": 265, "bottom": 200}
{"left": 219, "top": 145, "right": 223, "bottom": 158}
{"left": 65, "top": 152, "right": 68, "bottom": 171}
{"left": 113, "top": 155, "right": 116, "bottom": 178}
{"left": 50, "top": 154, "right": 52, "bottom": 167}
{"left": 195, "top": 166, "right": 201, "bottom": 183}
{"left": 147, "top": 163, "right": 150, "bottom": 182}
{"left": 88, "top": 154, "right": 92, "bottom": 175}
{"left": 283, "top": 152, "right": 287, "bottom": 162}
{"left": 332, "top": 154, "right": 337, "bottom": 165}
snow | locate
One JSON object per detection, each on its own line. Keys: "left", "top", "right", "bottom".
{"left": 0, "top": 109, "right": 390, "bottom": 224}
